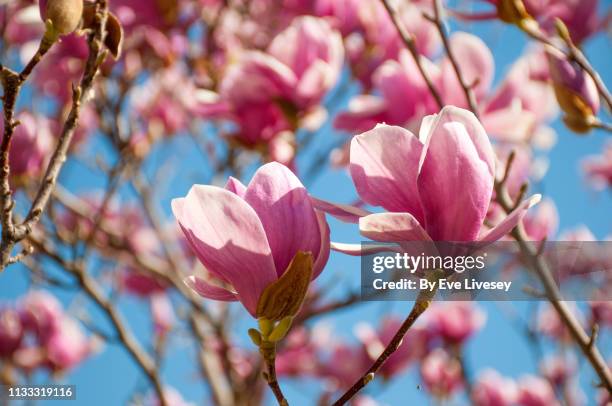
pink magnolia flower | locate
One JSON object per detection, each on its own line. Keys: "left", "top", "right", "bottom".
{"left": 546, "top": 47, "right": 600, "bottom": 131}
{"left": 516, "top": 375, "right": 560, "bottom": 406}
{"left": 150, "top": 293, "right": 175, "bottom": 336}
{"left": 335, "top": 34, "right": 554, "bottom": 146}
{"left": 536, "top": 302, "right": 584, "bottom": 343}
{"left": 590, "top": 300, "right": 612, "bottom": 327}
{"left": 19, "top": 290, "right": 64, "bottom": 342}
{"left": 425, "top": 302, "right": 486, "bottom": 344}
{"left": 540, "top": 355, "right": 576, "bottom": 388}
{"left": 472, "top": 369, "right": 518, "bottom": 406}
{"left": 5, "top": 4, "right": 45, "bottom": 46}
{"left": 420, "top": 348, "right": 464, "bottom": 398}
{"left": 582, "top": 142, "right": 612, "bottom": 190}
{"left": 1, "top": 112, "right": 54, "bottom": 184}
{"left": 267, "top": 16, "right": 344, "bottom": 108}
{"left": 276, "top": 327, "right": 319, "bottom": 376}
{"left": 173, "top": 162, "right": 330, "bottom": 318}
{"left": 323, "top": 106, "right": 540, "bottom": 256}
{"left": 0, "top": 308, "right": 24, "bottom": 357}
{"left": 198, "top": 17, "right": 343, "bottom": 146}
{"left": 318, "top": 341, "right": 369, "bottom": 389}
{"left": 335, "top": 0, "right": 439, "bottom": 87}
{"left": 45, "top": 316, "right": 93, "bottom": 371}
{"left": 467, "top": 0, "right": 604, "bottom": 43}
{"left": 522, "top": 198, "right": 559, "bottom": 241}
{"left": 355, "top": 317, "right": 429, "bottom": 378}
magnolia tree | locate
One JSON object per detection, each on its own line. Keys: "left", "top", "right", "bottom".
{"left": 0, "top": 0, "right": 611, "bottom": 405}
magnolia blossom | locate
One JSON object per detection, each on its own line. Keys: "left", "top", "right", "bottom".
{"left": 3, "top": 291, "right": 96, "bottom": 372}
{"left": 425, "top": 302, "right": 486, "bottom": 344}
{"left": 540, "top": 355, "right": 576, "bottom": 388}
{"left": 198, "top": 16, "right": 343, "bottom": 146}
{"left": 470, "top": 0, "right": 603, "bottom": 43}
{"left": 336, "top": 34, "right": 555, "bottom": 145}
{"left": 521, "top": 198, "right": 559, "bottom": 241}
{"left": 324, "top": 106, "right": 540, "bottom": 256}
{"left": 0, "top": 308, "right": 24, "bottom": 357}
{"left": 1, "top": 112, "right": 54, "bottom": 184}
{"left": 355, "top": 317, "right": 429, "bottom": 378}
{"left": 420, "top": 348, "right": 464, "bottom": 398}
{"left": 582, "top": 142, "right": 612, "bottom": 190}
{"left": 472, "top": 369, "right": 518, "bottom": 406}
{"left": 516, "top": 375, "right": 560, "bottom": 406}
{"left": 546, "top": 47, "right": 600, "bottom": 132}
{"left": 173, "top": 162, "right": 330, "bottom": 318}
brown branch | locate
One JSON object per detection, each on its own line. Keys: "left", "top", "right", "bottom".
{"left": 0, "top": 1, "right": 109, "bottom": 270}
{"left": 427, "top": 0, "right": 480, "bottom": 116}
{"left": 331, "top": 286, "right": 438, "bottom": 405}
{"left": 380, "top": 0, "right": 444, "bottom": 109}
{"left": 261, "top": 343, "right": 288, "bottom": 406}
{"left": 29, "top": 236, "right": 169, "bottom": 406}
{"left": 495, "top": 174, "right": 612, "bottom": 392}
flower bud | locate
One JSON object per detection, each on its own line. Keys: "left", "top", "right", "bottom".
{"left": 496, "top": 0, "right": 532, "bottom": 26}
{"left": 546, "top": 47, "right": 600, "bottom": 133}
{"left": 39, "top": 0, "right": 83, "bottom": 35}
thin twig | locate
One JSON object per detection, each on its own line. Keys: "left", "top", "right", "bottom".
{"left": 331, "top": 286, "right": 438, "bottom": 405}
{"left": 29, "top": 236, "right": 169, "bottom": 406}
{"left": 380, "top": 0, "right": 444, "bottom": 109}
{"left": 428, "top": 0, "right": 480, "bottom": 116}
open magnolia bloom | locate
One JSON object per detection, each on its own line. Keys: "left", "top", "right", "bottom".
{"left": 172, "top": 162, "right": 330, "bottom": 320}
{"left": 317, "top": 106, "right": 541, "bottom": 254}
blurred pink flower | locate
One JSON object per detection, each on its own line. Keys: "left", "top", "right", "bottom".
{"left": 426, "top": 302, "right": 486, "bottom": 344}
{"left": 45, "top": 316, "right": 93, "bottom": 371}
{"left": 198, "top": 16, "right": 343, "bottom": 146}
{"left": 268, "top": 16, "right": 344, "bottom": 108}
{"left": 356, "top": 317, "right": 429, "bottom": 378}
{"left": 590, "top": 300, "right": 612, "bottom": 327}
{"left": 582, "top": 142, "right": 612, "bottom": 190}
{"left": 0, "top": 308, "right": 24, "bottom": 357}
{"left": 472, "top": 369, "right": 518, "bottom": 406}
{"left": 546, "top": 47, "right": 600, "bottom": 131}
{"left": 150, "top": 293, "right": 175, "bottom": 336}
{"left": 516, "top": 375, "right": 560, "bottom": 406}
{"left": 471, "top": 0, "right": 604, "bottom": 43}
{"left": 173, "top": 162, "right": 330, "bottom": 318}
{"left": 522, "top": 198, "right": 559, "bottom": 241}
{"left": 276, "top": 327, "right": 319, "bottom": 376}
{"left": 1, "top": 112, "right": 54, "bottom": 184}
{"left": 19, "top": 290, "right": 64, "bottom": 341}
{"left": 540, "top": 354, "right": 576, "bottom": 388}
{"left": 420, "top": 348, "right": 464, "bottom": 398}
{"left": 536, "top": 302, "right": 584, "bottom": 343}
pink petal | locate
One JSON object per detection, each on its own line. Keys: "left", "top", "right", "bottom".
{"left": 417, "top": 108, "right": 494, "bottom": 241}
{"left": 440, "top": 33, "right": 494, "bottom": 106}
{"left": 312, "top": 210, "right": 330, "bottom": 278}
{"left": 479, "top": 194, "right": 541, "bottom": 243}
{"left": 359, "top": 212, "right": 431, "bottom": 242}
{"left": 311, "top": 196, "right": 370, "bottom": 223}
{"left": 185, "top": 276, "right": 238, "bottom": 301}
{"left": 172, "top": 185, "right": 277, "bottom": 316}
{"left": 244, "top": 162, "right": 322, "bottom": 277}
{"left": 350, "top": 124, "right": 425, "bottom": 221}
{"left": 225, "top": 176, "right": 247, "bottom": 197}
{"left": 330, "top": 242, "right": 397, "bottom": 257}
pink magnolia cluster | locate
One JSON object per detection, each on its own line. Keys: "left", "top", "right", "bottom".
{"left": 0, "top": 291, "right": 95, "bottom": 374}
